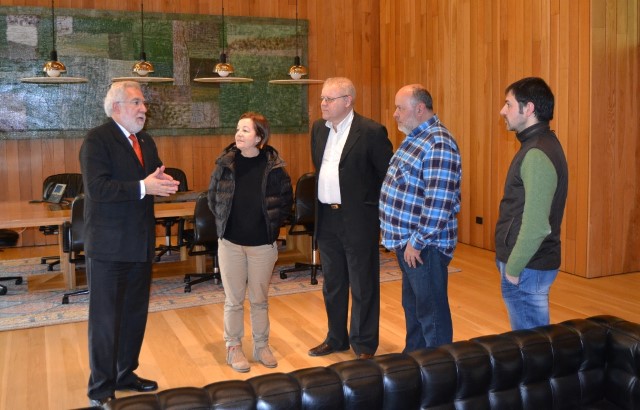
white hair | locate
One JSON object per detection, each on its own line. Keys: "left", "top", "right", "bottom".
{"left": 103, "top": 81, "right": 142, "bottom": 117}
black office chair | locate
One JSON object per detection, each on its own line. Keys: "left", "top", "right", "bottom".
{"left": 279, "top": 172, "right": 322, "bottom": 285}
{"left": 0, "top": 229, "right": 23, "bottom": 295}
{"left": 39, "top": 173, "right": 84, "bottom": 271}
{"left": 183, "top": 192, "right": 222, "bottom": 293}
{"left": 154, "top": 167, "right": 189, "bottom": 262}
{"left": 60, "top": 195, "right": 89, "bottom": 304}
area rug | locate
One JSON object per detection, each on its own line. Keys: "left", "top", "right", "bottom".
{"left": 0, "top": 253, "right": 459, "bottom": 332}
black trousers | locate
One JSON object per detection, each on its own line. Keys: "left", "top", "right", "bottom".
{"left": 316, "top": 205, "right": 380, "bottom": 355}
{"left": 86, "top": 257, "right": 152, "bottom": 400}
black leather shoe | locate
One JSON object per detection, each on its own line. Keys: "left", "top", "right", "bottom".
{"left": 116, "top": 376, "right": 158, "bottom": 392}
{"left": 308, "top": 342, "right": 349, "bottom": 357}
{"left": 88, "top": 395, "right": 114, "bottom": 408}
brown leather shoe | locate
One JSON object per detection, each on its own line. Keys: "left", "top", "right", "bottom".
{"left": 308, "top": 342, "right": 349, "bottom": 357}
{"left": 357, "top": 353, "right": 374, "bottom": 360}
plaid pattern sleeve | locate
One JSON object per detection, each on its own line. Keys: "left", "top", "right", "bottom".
{"left": 379, "top": 115, "right": 462, "bottom": 258}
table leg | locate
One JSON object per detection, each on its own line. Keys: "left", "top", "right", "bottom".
{"left": 58, "top": 224, "right": 76, "bottom": 290}
{"left": 195, "top": 245, "right": 206, "bottom": 273}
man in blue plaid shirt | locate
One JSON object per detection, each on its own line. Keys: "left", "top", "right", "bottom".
{"left": 379, "top": 84, "right": 462, "bottom": 352}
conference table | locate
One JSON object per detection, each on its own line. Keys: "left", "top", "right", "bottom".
{"left": 0, "top": 197, "right": 198, "bottom": 291}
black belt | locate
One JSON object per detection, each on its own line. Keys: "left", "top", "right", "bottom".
{"left": 321, "top": 203, "right": 341, "bottom": 210}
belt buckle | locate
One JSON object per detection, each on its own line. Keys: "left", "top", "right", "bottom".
{"left": 330, "top": 204, "right": 340, "bottom": 210}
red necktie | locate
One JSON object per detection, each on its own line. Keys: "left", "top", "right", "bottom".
{"left": 129, "top": 134, "right": 144, "bottom": 166}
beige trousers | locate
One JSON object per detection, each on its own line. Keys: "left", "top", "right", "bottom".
{"left": 217, "top": 238, "right": 278, "bottom": 348}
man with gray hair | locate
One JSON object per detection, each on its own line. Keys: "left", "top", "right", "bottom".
{"left": 80, "top": 81, "right": 179, "bottom": 406}
{"left": 379, "top": 84, "right": 462, "bottom": 352}
{"left": 308, "top": 77, "right": 393, "bottom": 359}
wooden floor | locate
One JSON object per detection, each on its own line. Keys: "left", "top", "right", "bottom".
{"left": 1, "top": 243, "right": 639, "bottom": 410}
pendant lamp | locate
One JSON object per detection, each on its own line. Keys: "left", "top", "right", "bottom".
{"left": 20, "top": 0, "right": 88, "bottom": 84}
{"left": 269, "top": 0, "right": 322, "bottom": 85}
{"left": 194, "top": 0, "right": 252, "bottom": 83}
{"left": 112, "top": 0, "right": 174, "bottom": 83}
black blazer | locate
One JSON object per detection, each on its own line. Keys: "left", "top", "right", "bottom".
{"left": 79, "top": 119, "right": 163, "bottom": 262}
{"left": 311, "top": 112, "right": 393, "bottom": 243}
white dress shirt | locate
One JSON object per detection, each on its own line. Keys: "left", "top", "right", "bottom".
{"left": 317, "top": 110, "right": 354, "bottom": 204}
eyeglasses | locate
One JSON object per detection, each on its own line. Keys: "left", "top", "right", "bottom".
{"left": 116, "top": 99, "right": 148, "bottom": 107}
{"left": 319, "top": 95, "right": 349, "bottom": 103}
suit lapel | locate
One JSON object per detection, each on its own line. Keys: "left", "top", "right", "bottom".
{"left": 315, "top": 124, "right": 331, "bottom": 168}
{"left": 339, "top": 112, "right": 361, "bottom": 164}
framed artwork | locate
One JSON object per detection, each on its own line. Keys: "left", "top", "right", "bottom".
{"left": 0, "top": 6, "right": 310, "bottom": 139}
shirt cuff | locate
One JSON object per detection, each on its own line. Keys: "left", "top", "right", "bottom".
{"left": 139, "top": 180, "right": 146, "bottom": 199}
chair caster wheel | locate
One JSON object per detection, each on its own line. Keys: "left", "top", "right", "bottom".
{"left": 311, "top": 278, "right": 318, "bottom": 285}
{"left": 280, "top": 271, "right": 287, "bottom": 279}
{"left": 62, "top": 296, "right": 69, "bottom": 304}
{"left": 15, "top": 278, "right": 23, "bottom": 285}
{"left": 184, "top": 285, "right": 191, "bottom": 293}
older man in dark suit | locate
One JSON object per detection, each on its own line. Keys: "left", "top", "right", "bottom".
{"left": 308, "top": 77, "right": 394, "bottom": 359}
{"left": 80, "top": 81, "right": 179, "bottom": 406}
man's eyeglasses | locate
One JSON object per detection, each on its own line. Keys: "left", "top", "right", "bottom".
{"left": 117, "top": 99, "right": 148, "bottom": 107}
{"left": 320, "top": 95, "right": 349, "bottom": 103}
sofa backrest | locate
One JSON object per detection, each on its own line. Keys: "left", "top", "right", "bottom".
{"left": 411, "top": 315, "right": 633, "bottom": 409}
{"left": 104, "top": 315, "right": 640, "bottom": 410}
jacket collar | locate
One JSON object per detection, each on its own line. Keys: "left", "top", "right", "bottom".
{"left": 516, "top": 121, "right": 550, "bottom": 143}
{"left": 217, "top": 144, "right": 285, "bottom": 169}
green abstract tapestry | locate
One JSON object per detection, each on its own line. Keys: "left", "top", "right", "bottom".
{"left": 0, "top": 6, "right": 310, "bottom": 139}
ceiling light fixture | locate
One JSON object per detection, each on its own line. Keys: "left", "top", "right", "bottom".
{"left": 194, "top": 0, "right": 252, "bottom": 84}
{"left": 269, "top": 0, "right": 323, "bottom": 85}
{"left": 20, "top": 0, "right": 88, "bottom": 84}
{"left": 112, "top": 0, "right": 174, "bottom": 83}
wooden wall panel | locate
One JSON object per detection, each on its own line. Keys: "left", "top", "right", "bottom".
{"left": 588, "top": 0, "right": 639, "bottom": 277}
{"left": 572, "top": 2, "right": 593, "bottom": 276}
{"left": 380, "top": 0, "right": 638, "bottom": 277}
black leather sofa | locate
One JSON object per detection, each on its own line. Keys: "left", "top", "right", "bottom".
{"left": 104, "top": 315, "right": 639, "bottom": 409}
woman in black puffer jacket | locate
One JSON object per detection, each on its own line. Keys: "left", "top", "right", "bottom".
{"left": 207, "top": 112, "right": 293, "bottom": 373}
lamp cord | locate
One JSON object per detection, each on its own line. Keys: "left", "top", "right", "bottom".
{"left": 221, "top": 0, "right": 227, "bottom": 55}
{"left": 295, "top": 0, "right": 299, "bottom": 56}
{"left": 51, "top": 0, "right": 56, "bottom": 53}
{"left": 141, "top": 0, "right": 146, "bottom": 57}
